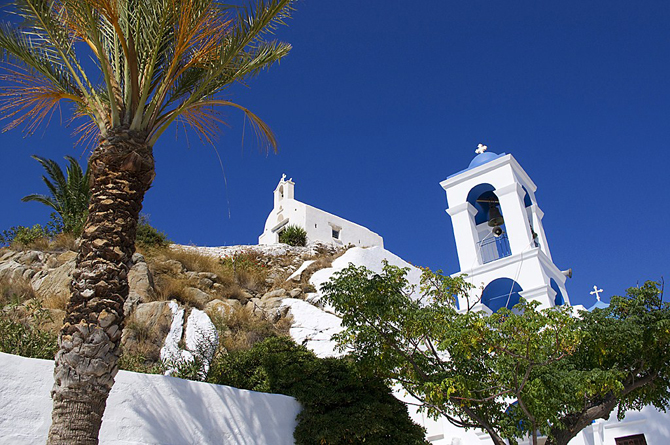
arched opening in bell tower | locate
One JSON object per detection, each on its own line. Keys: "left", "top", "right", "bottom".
{"left": 550, "top": 278, "right": 565, "bottom": 306}
{"left": 481, "top": 278, "right": 523, "bottom": 312}
{"left": 466, "top": 183, "right": 511, "bottom": 264}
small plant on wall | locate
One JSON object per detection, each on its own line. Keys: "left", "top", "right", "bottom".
{"left": 279, "top": 225, "right": 307, "bottom": 247}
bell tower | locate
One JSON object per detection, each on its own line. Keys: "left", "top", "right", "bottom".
{"left": 440, "top": 145, "right": 570, "bottom": 313}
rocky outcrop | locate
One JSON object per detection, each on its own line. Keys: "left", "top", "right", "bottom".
{"left": 121, "top": 301, "right": 173, "bottom": 357}
{"left": 124, "top": 253, "right": 156, "bottom": 315}
{"left": 1, "top": 242, "right": 347, "bottom": 371}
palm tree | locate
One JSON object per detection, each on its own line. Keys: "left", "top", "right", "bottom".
{"left": 22, "top": 155, "right": 90, "bottom": 236}
{"left": 0, "top": 1, "right": 294, "bottom": 443}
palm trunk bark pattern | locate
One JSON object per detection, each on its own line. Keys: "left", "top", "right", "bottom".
{"left": 47, "top": 127, "right": 154, "bottom": 444}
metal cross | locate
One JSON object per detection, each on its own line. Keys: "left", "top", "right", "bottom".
{"left": 475, "top": 143, "right": 488, "bottom": 154}
{"left": 590, "top": 285, "right": 604, "bottom": 301}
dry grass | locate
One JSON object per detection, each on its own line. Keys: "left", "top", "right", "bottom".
{"left": 218, "top": 284, "right": 250, "bottom": 303}
{"left": 0, "top": 278, "right": 38, "bottom": 307}
{"left": 217, "top": 308, "right": 291, "bottom": 352}
{"left": 122, "top": 313, "right": 171, "bottom": 363}
{"left": 11, "top": 237, "right": 50, "bottom": 252}
{"left": 153, "top": 274, "right": 187, "bottom": 301}
{"left": 42, "top": 291, "right": 70, "bottom": 311}
{"left": 159, "top": 248, "right": 224, "bottom": 275}
{"left": 48, "top": 233, "right": 78, "bottom": 252}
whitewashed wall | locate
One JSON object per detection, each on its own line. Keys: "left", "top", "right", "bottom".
{"left": 0, "top": 352, "right": 300, "bottom": 445}
{"left": 259, "top": 197, "right": 383, "bottom": 248}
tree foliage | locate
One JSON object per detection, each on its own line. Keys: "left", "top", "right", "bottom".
{"left": 321, "top": 263, "right": 670, "bottom": 445}
{"left": 22, "top": 155, "right": 90, "bottom": 236}
{"left": 208, "top": 336, "right": 428, "bottom": 445}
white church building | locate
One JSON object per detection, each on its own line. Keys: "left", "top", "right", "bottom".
{"left": 416, "top": 145, "right": 669, "bottom": 445}
{"left": 258, "top": 175, "right": 384, "bottom": 248}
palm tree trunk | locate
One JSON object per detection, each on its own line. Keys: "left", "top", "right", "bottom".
{"left": 47, "top": 127, "right": 155, "bottom": 445}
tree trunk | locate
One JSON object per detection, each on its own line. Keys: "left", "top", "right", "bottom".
{"left": 47, "top": 128, "right": 154, "bottom": 445}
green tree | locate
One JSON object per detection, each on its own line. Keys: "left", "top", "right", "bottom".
{"left": 22, "top": 155, "right": 90, "bottom": 236}
{"left": 321, "top": 263, "right": 670, "bottom": 445}
{"left": 0, "top": 1, "right": 294, "bottom": 443}
{"left": 208, "top": 336, "right": 428, "bottom": 445}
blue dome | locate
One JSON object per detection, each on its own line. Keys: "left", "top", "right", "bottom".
{"left": 445, "top": 150, "right": 507, "bottom": 180}
{"left": 468, "top": 151, "right": 503, "bottom": 169}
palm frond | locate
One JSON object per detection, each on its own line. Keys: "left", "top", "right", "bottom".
{"left": 1, "top": 0, "right": 293, "bottom": 149}
{"left": 0, "top": 64, "right": 81, "bottom": 133}
{"left": 0, "top": 22, "right": 80, "bottom": 95}
{"left": 21, "top": 193, "right": 58, "bottom": 210}
{"left": 22, "top": 154, "right": 90, "bottom": 234}
{"left": 152, "top": 99, "right": 277, "bottom": 151}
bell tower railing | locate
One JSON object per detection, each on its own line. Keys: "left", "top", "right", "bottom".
{"left": 479, "top": 233, "right": 512, "bottom": 264}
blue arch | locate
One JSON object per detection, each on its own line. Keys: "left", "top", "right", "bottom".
{"left": 466, "top": 183, "right": 501, "bottom": 225}
{"left": 521, "top": 186, "right": 532, "bottom": 207}
{"left": 482, "top": 278, "right": 523, "bottom": 312}
{"left": 551, "top": 279, "right": 565, "bottom": 306}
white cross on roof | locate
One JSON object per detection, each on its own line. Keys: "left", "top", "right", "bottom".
{"left": 590, "top": 285, "right": 604, "bottom": 301}
{"left": 475, "top": 143, "right": 488, "bottom": 154}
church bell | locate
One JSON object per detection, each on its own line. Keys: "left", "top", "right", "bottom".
{"left": 487, "top": 204, "right": 504, "bottom": 236}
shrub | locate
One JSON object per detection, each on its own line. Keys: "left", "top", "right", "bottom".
{"left": 0, "top": 300, "right": 58, "bottom": 359}
{"left": 279, "top": 225, "right": 307, "bottom": 247}
{"left": 118, "top": 352, "right": 165, "bottom": 375}
{"left": 0, "top": 224, "right": 50, "bottom": 248}
{"left": 136, "top": 215, "right": 170, "bottom": 248}
{"left": 208, "top": 336, "right": 427, "bottom": 445}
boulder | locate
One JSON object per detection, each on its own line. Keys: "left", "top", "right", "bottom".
{"left": 18, "top": 251, "right": 42, "bottom": 265}
{"left": 32, "top": 258, "right": 75, "bottom": 305}
{"left": 262, "top": 288, "right": 287, "bottom": 300}
{"left": 157, "top": 259, "right": 184, "bottom": 275}
{"left": 0, "top": 260, "right": 28, "bottom": 284}
{"left": 0, "top": 250, "right": 17, "bottom": 262}
{"left": 56, "top": 250, "right": 77, "bottom": 265}
{"left": 259, "top": 297, "right": 289, "bottom": 322}
{"left": 245, "top": 298, "right": 263, "bottom": 316}
{"left": 121, "top": 300, "right": 173, "bottom": 348}
{"left": 205, "top": 299, "right": 242, "bottom": 318}
{"left": 125, "top": 257, "right": 156, "bottom": 316}
{"left": 198, "top": 278, "right": 214, "bottom": 289}
{"left": 183, "top": 287, "right": 212, "bottom": 307}
{"left": 197, "top": 272, "right": 218, "bottom": 281}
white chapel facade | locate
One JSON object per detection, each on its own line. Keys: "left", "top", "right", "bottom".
{"left": 440, "top": 145, "right": 570, "bottom": 313}
{"left": 259, "top": 175, "right": 384, "bottom": 248}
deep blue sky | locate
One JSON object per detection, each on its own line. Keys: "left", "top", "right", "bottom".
{"left": 1, "top": 1, "right": 668, "bottom": 308}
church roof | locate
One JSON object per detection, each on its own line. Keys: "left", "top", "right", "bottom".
{"left": 468, "top": 151, "right": 505, "bottom": 169}
{"left": 446, "top": 151, "right": 507, "bottom": 179}
{"left": 587, "top": 300, "right": 610, "bottom": 311}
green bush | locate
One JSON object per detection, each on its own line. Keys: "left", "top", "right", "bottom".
{"left": 136, "top": 215, "right": 170, "bottom": 248}
{"left": 279, "top": 225, "right": 307, "bottom": 247}
{"left": 0, "top": 300, "right": 58, "bottom": 359}
{"left": 208, "top": 336, "right": 428, "bottom": 445}
{"left": 0, "top": 224, "right": 55, "bottom": 248}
